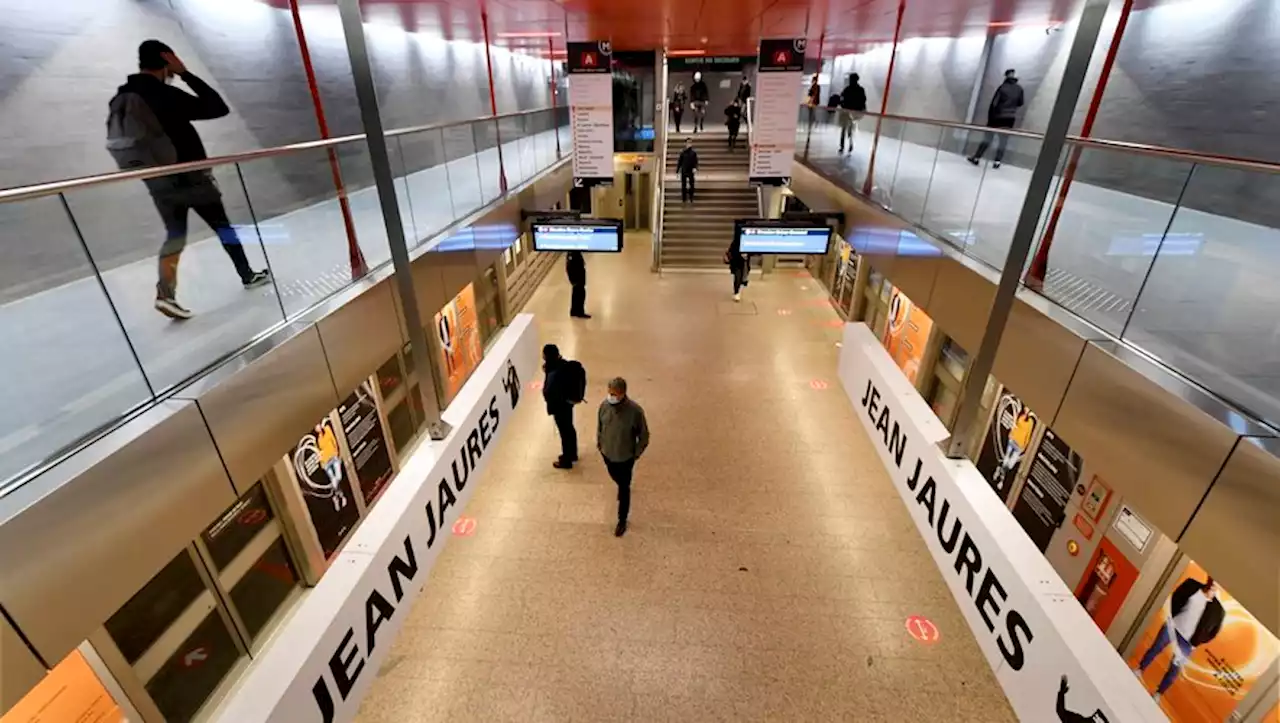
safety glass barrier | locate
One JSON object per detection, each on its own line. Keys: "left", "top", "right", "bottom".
{"left": 0, "top": 108, "right": 563, "bottom": 492}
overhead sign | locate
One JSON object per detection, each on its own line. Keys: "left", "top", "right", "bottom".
{"left": 734, "top": 220, "right": 833, "bottom": 255}
{"left": 208, "top": 316, "right": 539, "bottom": 723}
{"left": 668, "top": 55, "right": 752, "bottom": 71}
{"left": 837, "top": 322, "right": 1165, "bottom": 723}
{"left": 567, "top": 41, "right": 614, "bottom": 188}
{"left": 531, "top": 220, "right": 624, "bottom": 253}
{"left": 750, "top": 38, "right": 805, "bottom": 186}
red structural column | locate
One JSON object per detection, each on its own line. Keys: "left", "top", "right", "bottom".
{"left": 1026, "top": 0, "right": 1134, "bottom": 286}
{"left": 481, "top": 10, "right": 509, "bottom": 193}
{"left": 861, "top": 0, "right": 907, "bottom": 197}
{"left": 289, "top": 0, "right": 367, "bottom": 278}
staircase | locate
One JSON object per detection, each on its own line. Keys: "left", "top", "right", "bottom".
{"left": 660, "top": 130, "right": 757, "bottom": 268}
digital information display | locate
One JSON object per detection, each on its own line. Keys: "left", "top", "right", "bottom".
{"left": 737, "top": 225, "right": 833, "bottom": 255}
{"left": 531, "top": 222, "right": 623, "bottom": 253}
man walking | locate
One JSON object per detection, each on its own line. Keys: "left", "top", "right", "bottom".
{"left": 543, "top": 344, "right": 586, "bottom": 469}
{"left": 838, "top": 73, "right": 867, "bottom": 154}
{"left": 690, "top": 72, "right": 710, "bottom": 132}
{"left": 566, "top": 250, "right": 590, "bottom": 319}
{"left": 677, "top": 138, "right": 698, "bottom": 203}
{"left": 597, "top": 377, "right": 649, "bottom": 537}
{"left": 108, "top": 40, "right": 270, "bottom": 320}
{"left": 968, "top": 69, "right": 1024, "bottom": 168}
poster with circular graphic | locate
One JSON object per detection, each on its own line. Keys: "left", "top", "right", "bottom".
{"left": 291, "top": 416, "right": 360, "bottom": 559}
{"left": 338, "top": 379, "right": 394, "bottom": 506}
{"left": 975, "top": 389, "right": 1038, "bottom": 502}
{"left": 880, "top": 285, "right": 933, "bottom": 384}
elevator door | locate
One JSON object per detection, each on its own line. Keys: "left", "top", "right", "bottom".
{"left": 623, "top": 172, "right": 652, "bottom": 230}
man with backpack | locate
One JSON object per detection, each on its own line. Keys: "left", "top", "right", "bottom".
{"left": 543, "top": 344, "right": 587, "bottom": 469}
{"left": 838, "top": 73, "right": 867, "bottom": 154}
{"left": 107, "top": 40, "right": 270, "bottom": 321}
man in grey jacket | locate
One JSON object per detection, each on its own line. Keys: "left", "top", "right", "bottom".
{"left": 597, "top": 377, "right": 650, "bottom": 537}
{"left": 968, "top": 69, "right": 1025, "bottom": 168}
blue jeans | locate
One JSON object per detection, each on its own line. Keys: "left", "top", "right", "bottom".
{"left": 1138, "top": 622, "right": 1194, "bottom": 694}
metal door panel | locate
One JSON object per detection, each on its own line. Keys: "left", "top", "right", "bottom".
{"left": 178, "top": 327, "right": 339, "bottom": 495}
{"left": 316, "top": 281, "right": 403, "bottom": 398}
{"left": 1179, "top": 436, "right": 1280, "bottom": 636}
{"left": 1053, "top": 344, "right": 1240, "bottom": 540}
{"left": 0, "top": 400, "right": 234, "bottom": 664}
{"left": 1, "top": 613, "right": 46, "bottom": 714}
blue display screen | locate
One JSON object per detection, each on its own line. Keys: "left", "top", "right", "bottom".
{"left": 532, "top": 224, "right": 623, "bottom": 252}
{"left": 739, "top": 226, "right": 832, "bottom": 254}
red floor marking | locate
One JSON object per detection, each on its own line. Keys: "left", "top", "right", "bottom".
{"left": 809, "top": 379, "right": 829, "bottom": 390}
{"left": 905, "top": 615, "right": 941, "bottom": 644}
{"left": 528, "top": 381, "right": 543, "bottom": 391}
{"left": 824, "top": 319, "right": 844, "bottom": 328}
{"left": 452, "top": 516, "right": 477, "bottom": 536}
{"left": 777, "top": 309, "right": 793, "bottom": 316}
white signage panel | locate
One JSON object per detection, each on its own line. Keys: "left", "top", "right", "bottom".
{"left": 749, "top": 38, "right": 805, "bottom": 185}
{"left": 567, "top": 41, "right": 614, "bottom": 187}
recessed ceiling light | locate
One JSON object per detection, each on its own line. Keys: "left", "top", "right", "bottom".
{"left": 669, "top": 49, "right": 708, "bottom": 56}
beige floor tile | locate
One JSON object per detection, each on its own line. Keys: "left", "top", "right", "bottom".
{"left": 354, "top": 234, "right": 1014, "bottom": 723}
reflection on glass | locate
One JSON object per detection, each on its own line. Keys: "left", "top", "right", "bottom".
{"left": 144, "top": 610, "right": 241, "bottom": 722}
{"left": 376, "top": 353, "right": 403, "bottom": 398}
{"left": 202, "top": 483, "right": 274, "bottom": 571}
{"left": 229, "top": 539, "right": 298, "bottom": 640}
{"left": 388, "top": 398, "right": 414, "bottom": 455}
{"left": 105, "top": 552, "right": 207, "bottom": 664}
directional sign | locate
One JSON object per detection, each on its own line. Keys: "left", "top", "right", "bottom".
{"left": 182, "top": 647, "right": 209, "bottom": 668}
{"left": 905, "top": 615, "right": 940, "bottom": 644}
{"left": 452, "top": 516, "right": 477, "bottom": 537}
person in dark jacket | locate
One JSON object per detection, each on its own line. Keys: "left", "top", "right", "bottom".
{"left": 597, "top": 377, "right": 649, "bottom": 536}
{"left": 543, "top": 344, "right": 581, "bottom": 469}
{"left": 690, "top": 72, "right": 710, "bottom": 132}
{"left": 838, "top": 73, "right": 867, "bottom": 154}
{"left": 968, "top": 69, "right": 1025, "bottom": 168}
{"left": 1135, "top": 576, "right": 1224, "bottom": 702}
{"left": 736, "top": 73, "right": 753, "bottom": 104}
{"left": 670, "top": 82, "right": 687, "bottom": 133}
{"left": 117, "top": 40, "right": 270, "bottom": 320}
{"left": 806, "top": 76, "right": 822, "bottom": 127}
{"left": 566, "top": 251, "right": 589, "bottom": 319}
{"left": 724, "top": 100, "right": 743, "bottom": 151}
{"left": 725, "top": 236, "right": 751, "bottom": 301}
{"left": 676, "top": 138, "right": 698, "bottom": 203}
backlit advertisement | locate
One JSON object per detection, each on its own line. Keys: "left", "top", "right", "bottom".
{"left": 880, "top": 286, "right": 933, "bottom": 385}
{"left": 292, "top": 416, "right": 360, "bottom": 559}
{"left": 1127, "top": 561, "right": 1280, "bottom": 721}
{"left": 435, "top": 283, "right": 484, "bottom": 403}
{"left": 975, "top": 389, "right": 1039, "bottom": 503}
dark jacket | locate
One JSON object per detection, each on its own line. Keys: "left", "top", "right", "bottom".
{"left": 989, "top": 78, "right": 1025, "bottom": 122}
{"left": 1169, "top": 579, "right": 1225, "bottom": 647}
{"left": 676, "top": 147, "right": 698, "bottom": 176}
{"left": 542, "top": 359, "right": 575, "bottom": 414}
{"left": 671, "top": 90, "right": 687, "bottom": 113}
{"left": 736, "top": 80, "right": 752, "bottom": 103}
{"left": 807, "top": 84, "right": 821, "bottom": 105}
{"left": 839, "top": 82, "right": 867, "bottom": 112}
{"left": 566, "top": 251, "right": 586, "bottom": 287}
{"left": 116, "top": 72, "right": 229, "bottom": 162}
{"left": 726, "top": 239, "right": 750, "bottom": 273}
{"left": 724, "top": 105, "right": 742, "bottom": 129}
{"left": 690, "top": 80, "right": 710, "bottom": 103}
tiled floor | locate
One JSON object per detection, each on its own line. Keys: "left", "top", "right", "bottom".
{"left": 353, "top": 234, "right": 1017, "bottom": 722}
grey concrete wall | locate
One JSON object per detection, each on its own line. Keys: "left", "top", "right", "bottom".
{"left": 0, "top": 0, "right": 552, "bottom": 296}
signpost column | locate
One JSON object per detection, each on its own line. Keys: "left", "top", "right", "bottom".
{"left": 566, "top": 41, "right": 615, "bottom": 190}
{"left": 749, "top": 38, "right": 807, "bottom": 187}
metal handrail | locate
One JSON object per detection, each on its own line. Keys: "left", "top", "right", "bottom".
{"left": 0, "top": 106, "right": 558, "bottom": 205}
{"left": 809, "top": 105, "right": 1280, "bottom": 176}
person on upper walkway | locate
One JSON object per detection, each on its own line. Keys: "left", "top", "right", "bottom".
{"left": 838, "top": 73, "right": 867, "bottom": 154}
{"left": 735, "top": 72, "right": 752, "bottom": 104}
{"left": 968, "top": 69, "right": 1025, "bottom": 168}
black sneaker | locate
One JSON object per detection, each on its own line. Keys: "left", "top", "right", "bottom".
{"left": 967, "top": 157, "right": 980, "bottom": 166}
{"left": 993, "top": 162, "right": 1002, "bottom": 169}
{"left": 553, "top": 460, "right": 573, "bottom": 470}
{"left": 242, "top": 270, "right": 272, "bottom": 289}
{"left": 614, "top": 520, "right": 627, "bottom": 537}
{"left": 155, "top": 297, "right": 193, "bottom": 320}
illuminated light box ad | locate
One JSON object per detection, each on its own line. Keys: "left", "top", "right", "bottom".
{"left": 531, "top": 221, "right": 624, "bottom": 253}
{"left": 735, "top": 221, "right": 833, "bottom": 255}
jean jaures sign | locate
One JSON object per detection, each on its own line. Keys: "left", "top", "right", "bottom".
{"left": 209, "top": 315, "right": 539, "bottom": 723}
{"left": 837, "top": 323, "right": 1164, "bottom": 723}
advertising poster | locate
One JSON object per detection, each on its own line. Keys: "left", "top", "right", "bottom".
{"left": 567, "top": 40, "right": 613, "bottom": 188}
{"left": 1127, "top": 561, "right": 1280, "bottom": 721}
{"left": 291, "top": 416, "right": 360, "bottom": 559}
{"left": 435, "top": 283, "right": 484, "bottom": 402}
{"left": 832, "top": 239, "right": 858, "bottom": 313}
{"left": 1074, "top": 537, "right": 1139, "bottom": 633}
{"left": 1, "top": 650, "right": 124, "bottom": 723}
{"left": 749, "top": 38, "right": 806, "bottom": 185}
{"left": 1011, "top": 427, "right": 1083, "bottom": 551}
{"left": 880, "top": 285, "right": 933, "bottom": 385}
{"left": 338, "top": 379, "right": 394, "bottom": 506}
{"left": 975, "top": 389, "right": 1038, "bottom": 502}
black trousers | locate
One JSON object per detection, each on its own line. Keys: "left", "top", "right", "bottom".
{"left": 673, "top": 110, "right": 683, "bottom": 132}
{"left": 570, "top": 283, "right": 586, "bottom": 317}
{"left": 603, "top": 456, "right": 635, "bottom": 522}
{"left": 732, "top": 265, "right": 748, "bottom": 293}
{"left": 727, "top": 125, "right": 740, "bottom": 150}
{"left": 552, "top": 407, "right": 577, "bottom": 463}
{"left": 151, "top": 183, "right": 255, "bottom": 299}
{"left": 972, "top": 117, "right": 1016, "bottom": 163}
{"left": 680, "top": 173, "right": 695, "bottom": 202}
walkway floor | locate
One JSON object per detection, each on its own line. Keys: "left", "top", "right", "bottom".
{"left": 353, "top": 235, "right": 1017, "bottom": 722}
{"left": 0, "top": 127, "right": 566, "bottom": 485}
{"left": 800, "top": 120, "right": 1280, "bottom": 427}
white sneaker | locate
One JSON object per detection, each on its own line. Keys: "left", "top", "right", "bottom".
{"left": 733, "top": 293, "right": 741, "bottom": 302}
{"left": 155, "top": 297, "right": 193, "bottom": 320}
{"left": 1152, "top": 693, "right": 1162, "bottom": 704}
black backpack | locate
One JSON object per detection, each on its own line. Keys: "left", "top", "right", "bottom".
{"left": 562, "top": 360, "right": 587, "bottom": 404}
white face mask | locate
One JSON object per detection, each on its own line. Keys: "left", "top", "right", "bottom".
{"left": 607, "top": 394, "right": 622, "bottom": 405}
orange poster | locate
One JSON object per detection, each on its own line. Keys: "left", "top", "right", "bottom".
{"left": 1127, "top": 561, "right": 1280, "bottom": 722}
{"left": 434, "top": 283, "right": 483, "bottom": 401}
{"left": 1264, "top": 702, "right": 1280, "bottom": 723}
{"left": 2, "top": 650, "right": 124, "bottom": 723}
{"left": 881, "top": 286, "right": 934, "bottom": 384}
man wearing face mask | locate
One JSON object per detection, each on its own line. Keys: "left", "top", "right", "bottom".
{"left": 597, "top": 378, "right": 649, "bottom": 537}
{"left": 690, "top": 72, "right": 710, "bottom": 133}
{"left": 108, "top": 40, "right": 270, "bottom": 321}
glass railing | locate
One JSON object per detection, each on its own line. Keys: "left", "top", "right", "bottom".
{"left": 797, "top": 109, "right": 1280, "bottom": 431}
{"left": 0, "top": 106, "right": 569, "bottom": 489}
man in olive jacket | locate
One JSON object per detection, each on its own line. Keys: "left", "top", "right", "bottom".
{"left": 597, "top": 377, "right": 650, "bottom": 537}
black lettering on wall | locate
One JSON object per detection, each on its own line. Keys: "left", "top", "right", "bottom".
{"left": 935, "top": 500, "right": 962, "bottom": 553}
{"left": 954, "top": 533, "right": 983, "bottom": 594}
{"left": 860, "top": 379, "right": 872, "bottom": 407}
{"left": 313, "top": 677, "right": 336, "bottom": 723}
{"left": 466, "top": 429, "right": 484, "bottom": 470}
{"left": 905, "top": 458, "right": 923, "bottom": 492}
{"left": 364, "top": 590, "right": 395, "bottom": 653}
{"left": 478, "top": 401, "right": 494, "bottom": 447}
{"left": 889, "top": 422, "right": 907, "bottom": 468}
{"left": 424, "top": 501, "right": 438, "bottom": 548}
{"left": 488, "top": 395, "right": 500, "bottom": 430}
{"left": 867, "top": 387, "right": 881, "bottom": 425}
{"left": 329, "top": 628, "right": 365, "bottom": 700}
{"left": 875, "top": 405, "right": 891, "bottom": 449}
{"left": 438, "top": 478, "right": 457, "bottom": 521}
{"left": 975, "top": 568, "right": 1007, "bottom": 633}
{"left": 452, "top": 456, "right": 470, "bottom": 492}
{"left": 1000, "top": 610, "right": 1033, "bottom": 671}
{"left": 915, "top": 476, "right": 937, "bottom": 526}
